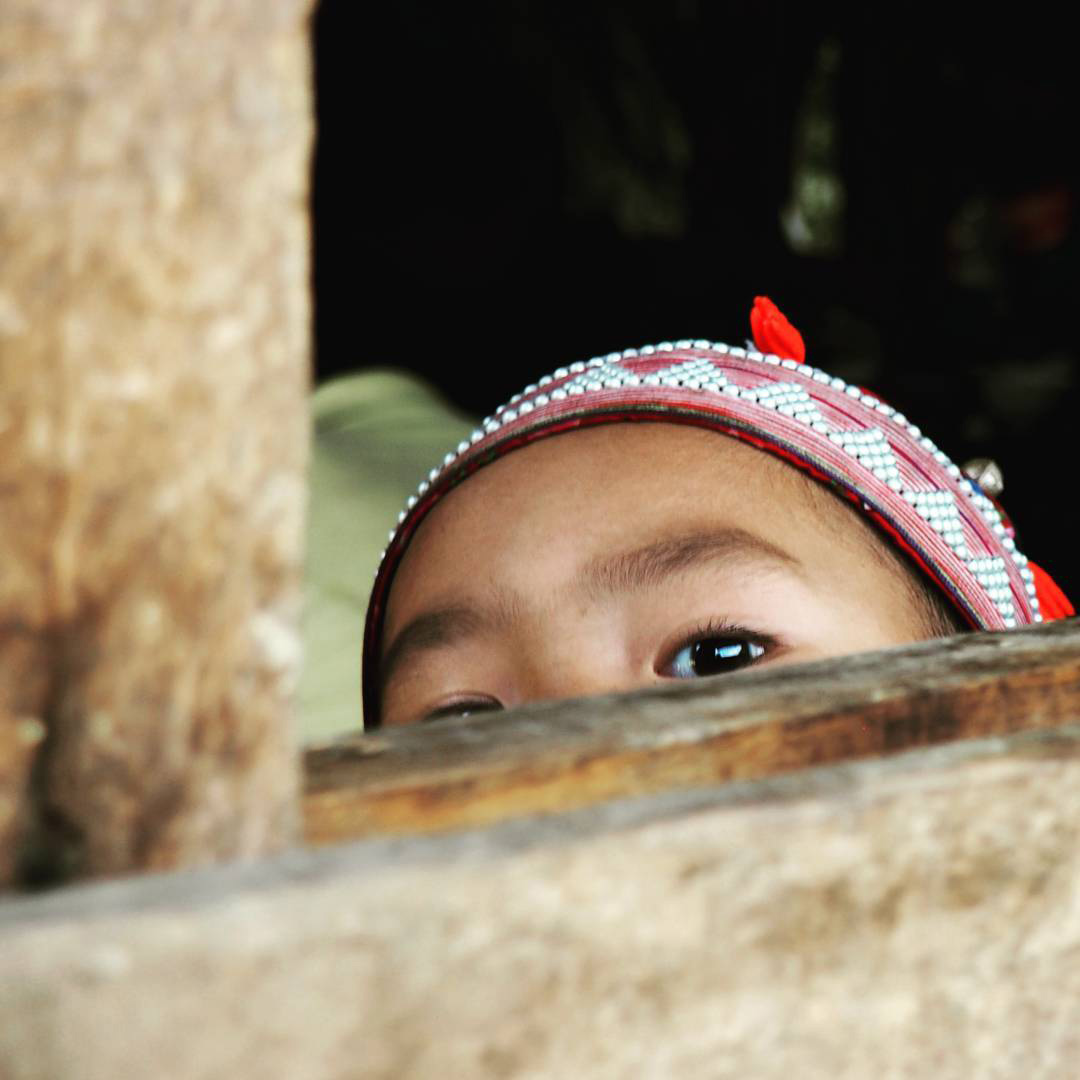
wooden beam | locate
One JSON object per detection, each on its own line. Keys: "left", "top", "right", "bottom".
{"left": 305, "top": 619, "right": 1080, "bottom": 845}
{"left": 0, "top": 0, "right": 314, "bottom": 885}
{"left": 4, "top": 725, "right": 1080, "bottom": 1077}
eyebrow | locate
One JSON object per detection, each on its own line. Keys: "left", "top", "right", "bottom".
{"left": 379, "top": 527, "right": 802, "bottom": 697}
{"left": 579, "top": 527, "right": 801, "bottom": 600}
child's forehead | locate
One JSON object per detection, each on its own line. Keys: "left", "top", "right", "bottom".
{"left": 407, "top": 424, "right": 814, "bottom": 542}
{"left": 365, "top": 337, "right": 1044, "bottom": 720}
{"left": 459, "top": 420, "right": 794, "bottom": 486}
{"left": 386, "top": 424, "right": 871, "bottom": 618}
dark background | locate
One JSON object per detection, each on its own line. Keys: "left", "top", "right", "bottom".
{"left": 312, "top": 2, "right": 1080, "bottom": 600}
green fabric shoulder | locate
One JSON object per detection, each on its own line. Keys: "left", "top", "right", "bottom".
{"left": 299, "top": 370, "right": 475, "bottom": 742}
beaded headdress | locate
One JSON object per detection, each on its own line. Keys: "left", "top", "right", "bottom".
{"left": 362, "top": 297, "right": 1073, "bottom": 725}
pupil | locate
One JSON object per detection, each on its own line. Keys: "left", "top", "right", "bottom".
{"left": 690, "top": 639, "right": 751, "bottom": 676}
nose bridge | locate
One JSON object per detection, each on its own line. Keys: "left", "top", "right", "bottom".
{"left": 513, "top": 604, "right": 642, "bottom": 705}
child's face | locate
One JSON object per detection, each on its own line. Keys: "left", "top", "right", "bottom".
{"left": 378, "top": 423, "right": 932, "bottom": 727}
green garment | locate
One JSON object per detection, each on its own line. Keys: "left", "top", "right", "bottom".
{"left": 299, "top": 370, "right": 475, "bottom": 742}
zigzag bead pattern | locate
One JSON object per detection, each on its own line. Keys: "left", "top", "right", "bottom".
{"left": 371, "top": 342, "right": 1040, "bottom": 633}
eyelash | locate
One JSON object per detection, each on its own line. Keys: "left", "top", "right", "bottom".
{"left": 422, "top": 695, "right": 503, "bottom": 724}
{"left": 420, "top": 619, "right": 777, "bottom": 721}
{"left": 658, "top": 618, "right": 777, "bottom": 679}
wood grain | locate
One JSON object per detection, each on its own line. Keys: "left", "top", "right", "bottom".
{"left": 0, "top": 0, "right": 314, "bottom": 884}
{"left": 5, "top": 724, "right": 1080, "bottom": 1078}
{"left": 305, "top": 618, "right": 1080, "bottom": 845}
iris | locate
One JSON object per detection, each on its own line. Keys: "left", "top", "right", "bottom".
{"left": 669, "top": 637, "right": 766, "bottom": 678}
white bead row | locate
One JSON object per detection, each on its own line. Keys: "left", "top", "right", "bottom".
{"left": 376, "top": 340, "right": 1044, "bottom": 626}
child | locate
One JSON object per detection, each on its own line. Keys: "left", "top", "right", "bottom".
{"left": 364, "top": 298, "right": 1073, "bottom": 728}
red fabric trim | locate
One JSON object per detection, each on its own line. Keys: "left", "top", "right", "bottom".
{"left": 751, "top": 296, "right": 806, "bottom": 364}
{"left": 362, "top": 405, "right": 994, "bottom": 724}
{"left": 1030, "top": 560, "right": 1075, "bottom": 620}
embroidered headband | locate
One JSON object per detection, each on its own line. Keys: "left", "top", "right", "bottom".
{"left": 362, "top": 297, "right": 1073, "bottom": 725}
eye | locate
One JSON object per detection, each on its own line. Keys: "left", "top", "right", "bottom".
{"left": 422, "top": 696, "right": 504, "bottom": 723}
{"left": 660, "top": 621, "right": 772, "bottom": 679}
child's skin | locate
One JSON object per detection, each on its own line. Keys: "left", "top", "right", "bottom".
{"left": 378, "top": 423, "right": 939, "bottom": 727}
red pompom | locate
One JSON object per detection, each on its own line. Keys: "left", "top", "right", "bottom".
{"left": 1029, "top": 561, "right": 1075, "bottom": 621}
{"left": 750, "top": 296, "right": 806, "bottom": 365}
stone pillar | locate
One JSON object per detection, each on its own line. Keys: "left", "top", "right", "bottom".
{"left": 0, "top": 0, "right": 314, "bottom": 884}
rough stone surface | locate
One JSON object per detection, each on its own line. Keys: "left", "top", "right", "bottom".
{"left": 0, "top": 0, "right": 314, "bottom": 883}
{"left": 2, "top": 727, "right": 1079, "bottom": 1079}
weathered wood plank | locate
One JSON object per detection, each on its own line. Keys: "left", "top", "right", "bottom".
{"left": 3, "top": 725, "right": 1080, "bottom": 1079}
{"left": 305, "top": 619, "right": 1080, "bottom": 845}
{"left": 0, "top": 0, "right": 314, "bottom": 884}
